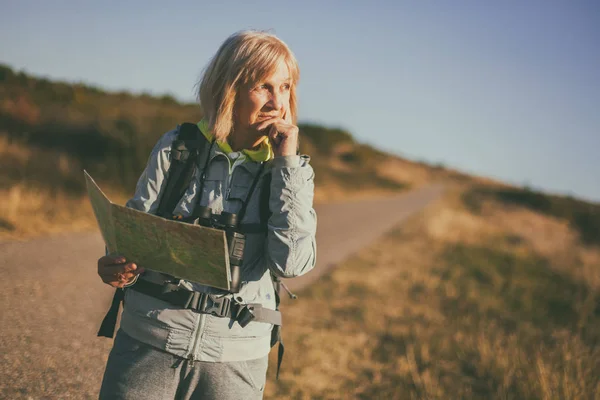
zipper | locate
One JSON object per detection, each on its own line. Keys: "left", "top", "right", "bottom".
{"left": 204, "top": 151, "right": 230, "bottom": 202}
{"left": 188, "top": 151, "right": 243, "bottom": 361}
{"left": 189, "top": 313, "right": 207, "bottom": 361}
{"left": 225, "top": 154, "right": 246, "bottom": 201}
{"left": 188, "top": 151, "right": 223, "bottom": 362}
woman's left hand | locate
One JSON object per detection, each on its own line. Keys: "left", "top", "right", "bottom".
{"left": 257, "top": 111, "right": 299, "bottom": 157}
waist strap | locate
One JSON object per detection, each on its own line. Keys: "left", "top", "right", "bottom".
{"left": 97, "top": 280, "right": 286, "bottom": 380}
{"left": 129, "top": 279, "right": 282, "bottom": 327}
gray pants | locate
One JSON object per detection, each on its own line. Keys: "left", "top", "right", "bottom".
{"left": 99, "top": 329, "right": 269, "bottom": 400}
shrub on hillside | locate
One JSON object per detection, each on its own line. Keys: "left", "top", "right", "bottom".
{"left": 298, "top": 124, "right": 354, "bottom": 154}
{"left": 463, "top": 186, "right": 600, "bottom": 246}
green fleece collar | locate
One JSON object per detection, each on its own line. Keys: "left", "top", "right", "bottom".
{"left": 197, "top": 119, "right": 273, "bottom": 162}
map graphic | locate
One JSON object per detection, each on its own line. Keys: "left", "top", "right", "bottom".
{"left": 84, "top": 171, "right": 231, "bottom": 290}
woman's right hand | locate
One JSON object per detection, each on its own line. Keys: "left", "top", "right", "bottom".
{"left": 97, "top": 255, "right": 144, "bottom": 288}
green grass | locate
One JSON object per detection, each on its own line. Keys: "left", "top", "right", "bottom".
{"left": 439, "top": 243, "right": 600, "bottom": 343}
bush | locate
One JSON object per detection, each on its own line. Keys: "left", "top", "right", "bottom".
{"left": 463, "top": 186, "right": 600, "bottom": 246}
{"left": 299, "top": 124, "right": 354, "bottom": 154}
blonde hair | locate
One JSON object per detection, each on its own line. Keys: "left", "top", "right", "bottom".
{"left": 197, "top": 30, "right": 300, "bottom": 141}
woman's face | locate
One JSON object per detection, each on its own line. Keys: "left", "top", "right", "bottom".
{"left": 234, "top": 59, "right": 291, "bottom": 138}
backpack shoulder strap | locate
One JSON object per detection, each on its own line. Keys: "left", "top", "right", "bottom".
{"left": 155, "top": 123, "right": 210, "bottom": 218}
{"left": 259, "top": 169, "right": 272, "bottom": 226}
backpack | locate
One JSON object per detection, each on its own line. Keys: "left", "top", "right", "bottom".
{"left": 98, "top": 122, "right": 292, "bottom": 377}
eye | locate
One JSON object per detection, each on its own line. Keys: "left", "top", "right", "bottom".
{"left": 254, "top": 84, "right": 268, "bottom": 91}
{"left": 282, "top": 83, "right": 291, "bottom": 91}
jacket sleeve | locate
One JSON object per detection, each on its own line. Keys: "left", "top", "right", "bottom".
{"left": 266, "top": 155, "right": 318, "bottom": 278}
{"left": 125, "top": 130, "right": 176, "bottom": 213}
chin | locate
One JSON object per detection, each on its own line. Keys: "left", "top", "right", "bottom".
{"left": 249, "top": 122, "right": 266, "bottom": 132}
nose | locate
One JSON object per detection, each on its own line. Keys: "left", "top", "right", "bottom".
{"left": 268, "top": 89, "right": 284, "bottom": 111}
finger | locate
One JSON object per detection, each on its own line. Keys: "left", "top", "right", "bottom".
{"left": 102, "top": 274, "right": 135, "bottom": 287}
{"left": 99, "top": 265, "right": 143, "bottom": 286}
{"left": 102, "top": 271, "right": 140, "bottom": 287}
{"left": 99, "top": 262, "right": 138, "bottom": 278}
{"left": 98, "top": 255, "right": 127, "bottom": 266}
{"left": 115, "top": 268, "right": 143, "bottom": 287}
{"left": 117, "top": 271, "right": 138, "bottom": 282}
{"left": 268, "top": 125, "right": 283, "bottom": 145}
{"left": 256, "top": 117, "right": 282, "bottom": 132}
{"left": 283, "top": 109, "right": 292, "bottom": 124}
{"left": 256, "top": 118, "right": 277, "bottom": 132}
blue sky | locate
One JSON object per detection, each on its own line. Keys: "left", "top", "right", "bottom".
{"left": 2, "top": 0, "right": 599, "bottom": 201}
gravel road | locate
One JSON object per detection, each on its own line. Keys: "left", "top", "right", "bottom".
{"left": 0, "top": 184, "right": 444, "bottom": 399}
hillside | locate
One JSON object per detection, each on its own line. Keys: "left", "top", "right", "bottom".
{"left": 0, "top": 64, "right": 460, "bottom": 240}
{"left": 263, "top": 182, "right": 600, "bottom": 399}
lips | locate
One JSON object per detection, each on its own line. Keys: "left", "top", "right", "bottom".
{"left": 257, "top": 114, "right": 280, "bottom": 120}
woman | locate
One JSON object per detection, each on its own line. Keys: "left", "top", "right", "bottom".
{"left": 97, "top": 30, "right": 317, "bottom": 399}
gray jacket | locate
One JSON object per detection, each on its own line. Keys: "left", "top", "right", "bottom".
{"left": 119, "top": 128, "right": 317, "bottom": 362}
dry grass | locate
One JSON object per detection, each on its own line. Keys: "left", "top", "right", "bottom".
{"left": 376, "top": 158, "right": 474, "bottom": 189}
{"left": 377, "top": 158, "right": 442, "bottom": 188}
{"left": 264, "top": 187, "right": 600, "bottom": 399}
{"left": 0, "top": 185, "right": 96, "bottom": 241}
{"left": 0, "top": 136, "right": 130, "bottom": 241}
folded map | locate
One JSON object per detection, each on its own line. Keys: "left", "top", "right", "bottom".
{"left": 84, "top": 170, "right": 231, "bottom": 290}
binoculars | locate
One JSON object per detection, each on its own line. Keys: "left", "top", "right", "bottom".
{"left": 174, "top": 207, "right": 245, "bottom": 293}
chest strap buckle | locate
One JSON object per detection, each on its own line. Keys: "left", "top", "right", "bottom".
{"left": 185, "top": 291, "right": 232, "bottom": 318}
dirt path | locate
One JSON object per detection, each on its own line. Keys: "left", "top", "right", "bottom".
{"left": 0, "top": 184, "right": 444, "bottom": 399}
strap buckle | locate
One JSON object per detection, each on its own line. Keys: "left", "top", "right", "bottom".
{"left": 236, "top": 305, "right": 257, "bottom": 328}
{"left": 185, "top": 292, "right": 231, "bottom": 318}
{"left": 204, "top": 295, "right": 231, "bottom": 317}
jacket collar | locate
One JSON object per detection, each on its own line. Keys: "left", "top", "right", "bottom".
{"left": 197, "top": 120, "right": 273, "bottom": 163}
